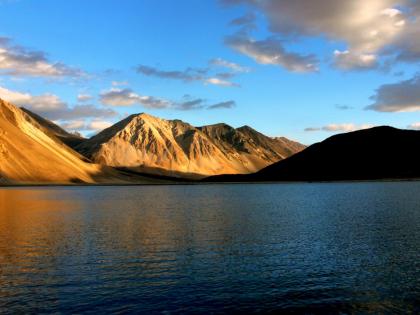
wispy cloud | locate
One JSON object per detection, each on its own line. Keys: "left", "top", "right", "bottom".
{"left": 0, "top": 37, "right": 85, "bottom": 78}
{"left": 366, "top": 73, "right": 420, "bottom": 112}
{"left": 335, "top": 104, "right": 353, "bottom": 110}
{"left": 136, "top": 65, "right": 207, "bottom": 82}
{"left": 207, "top": 100, "right": 236, "bottom": 110}
{"left": 209, "top": 58, "right": 249, "bottom": 73}
{"left": 304, "top": 127, "right": 321, "bottom": 132}
{"left": 225, "top": 35, "right": 319, "bottom": 73}
{"left": 100, "top": 88, "right": 171, "bottom": 108}
{"left": 60, "top": 119, "right": 113, "bottom": 132}
{"left": 77, "top": 94, "right": 93, "bottom": 102}
{"left": 0, "top": 86, "right": 117, "bottom": 120}
{"left": 177, "top": 98, "right": 205, "bottom": 111}
{"left": 111, "top": 80, "right": 128, "bottom": 87}
{"left": 99, "top": 87, "right": 236, "bottom": 111}
{"left": 205, "top": 77, "right": 239, "bottom": 87}
{"left": 407, "top": 122, "right": 420, "bottom": 130}
{"left": 136, "top": 63, "right": 241, "bottom": 87}
{"left": 305, "top": 123, "right": 375, "bottom": 132}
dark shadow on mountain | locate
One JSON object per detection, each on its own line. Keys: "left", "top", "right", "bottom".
{"left": 204, "top": 126, "right": 420, "bottom": 182}
{"left": 113, "top": 167, "right": 196, "bottom": 182}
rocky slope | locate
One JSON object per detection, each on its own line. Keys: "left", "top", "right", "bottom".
{"left": 21, "top": 108, "right": 86, "bottom": 148}
{"left": 76, "top": 113, "right": 305, "bottom": 177}
{"left": 205, "top": 126, "right": 420, "bottom": 182}
{"left": 0, "top": 99, "right": 160, "bottom": 184}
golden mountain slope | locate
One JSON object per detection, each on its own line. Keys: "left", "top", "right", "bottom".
{"left": 0, "top": 99, "right": 162, "bottom": 184}
{"left": 0, "top": 99, "right": 103, "bottom": 183}
{"left": 76, "top": 113, "right": 305, "bottom": 177}
{"left": 20, "top": 107, "right": 86, "bottom": 148}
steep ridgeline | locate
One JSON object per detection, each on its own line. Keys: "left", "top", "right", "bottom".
{"left": 0, "top": 99, "right": 162, "bottom": 184}
{"left": 0, "top": 98, "right": 100, "bottom": 184}
{"left": 76, "top": 113, "right": 305, "bottom": 177}
{"left": 20, "top": 108, "right": 85, "bottom": 148}
{"left": 205, "top": 126, "right": 420, "bottom": 182}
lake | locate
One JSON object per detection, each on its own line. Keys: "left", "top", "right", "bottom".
{"left": 0, "top": 183, "right": 419, "bottom": 314}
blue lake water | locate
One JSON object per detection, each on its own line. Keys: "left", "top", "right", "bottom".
{"left": 0, "top": 183, "right": 419, "bottom": 314}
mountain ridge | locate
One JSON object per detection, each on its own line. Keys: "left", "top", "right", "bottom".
{"left": 20, "top": 107, "right": 86, "bottom": 148}
{"left": 204, "top": 126, "right": 420, "bottom": 182}
{"left": 76, "top": 112, "right": 305, "bottom": 177}
{"left": 0, "top": 98, "right": 99, "bottom": 183}
{"left": 0, "top": 99, "right": 170, "bottom": 184}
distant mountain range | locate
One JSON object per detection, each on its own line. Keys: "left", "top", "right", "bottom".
{"left": 205, "top": 126, "right": 420, "bottom": 182}
{"left": 0, "top": 98, "right": 304, "bottom": 184}
{"left": 2, "top": 97, "right": 419, "bottom": 185}
{"left": 75, "top": 113, "right": 304, "bottom": 178}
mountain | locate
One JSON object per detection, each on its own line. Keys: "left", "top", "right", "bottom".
{"left": 205, "top": 126, "right": 420, "bottom": 182}
{"left": 76, "top": 113, "right": 305, "bottom": 177}
{"left": 0, "top": 99, "right": 162, "bottom": 184}
{"left": 21, "top": 108, "right": 85, "bottom": 148}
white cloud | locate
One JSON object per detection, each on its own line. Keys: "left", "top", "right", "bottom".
{"left": 381, "top": 8, "right": 403, "bottom": 18}
{"left": 333, "top": 50, "right": 378, "bottom": 70}
{"left": 305, "top": 123, "right": 375, "bottom": 132}
{"left": 225, "top": 35, "right": 318, "bottom": 73}
{"left": 111, "top": 81, "right": 128, "bottom": 87}
{"left": 322, "top": 123, "right": 375, "bottom": 132}
{"left": 0, "top": 37, "right": 85, "bottom": 77}
{"left": 225, "top": 34, "right": 318, "bottom": 72}
{"left": 59, "top": 120, "right": 85, "bottom": 130}
{"left": 224, "top": 0, "right": 420, "bottom": 69}
{"left": 136, "top": 64, "right": 240, "bottom": 87}
{"left": 99, "top": 87, "right": 236, "bottom": 111}
{"left": 209, "top": 58, "right": 249, "bottom": 72}
{"left": 77, "top": 94, "right": 93, "bottom": 102}
{"left": 87, "top": 120, "right": 113, "bottom": 130}
{"left": 0, "top": 86, "right": 117, "bottom": 120}
{"left": 205, "top": 77, "right": 240, "bottom": 87}
{"left": 60, "top": 119, "right": 113, "bottom": 132}
{"left": 0, "top": 86, "right": 65, "bottom": 111}
{"left": 100, "top": 88, "right": 171, "bottom": 108}
{"left": 407, "top": 122, "right": 420, "bottom": 130}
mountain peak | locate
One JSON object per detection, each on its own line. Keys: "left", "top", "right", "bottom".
{"left": 237, "top": 125, "right": 254, "bottom": 131}
{"left": 74, "top": 113, "right": 304, "bottom": 177}
{"left": 200, "top": 122, "right": 233, "bottom": 129}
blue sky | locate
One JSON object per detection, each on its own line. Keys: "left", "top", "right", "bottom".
{"left": 0, "top": 0, "right": 419, "bottom": 144}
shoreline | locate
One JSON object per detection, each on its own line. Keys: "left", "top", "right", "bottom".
{"left": 1, "top": 177, "right": 420, "bottom": 188}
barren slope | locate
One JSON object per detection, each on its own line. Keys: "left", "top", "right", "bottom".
{"left": 0, "top": 99, "right": 162, "bottom": 184}
{"left": 21, "top": 108, "right": 85, "bottom": 148}
{"left": 76, "top": 113, "right": 305, "bottom": 177}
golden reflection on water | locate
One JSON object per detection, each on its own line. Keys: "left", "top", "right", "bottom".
{"left": 0, "top": 184, "right": 419, "bottom": 313}
{"left": 0, "top": 187, "right": 235, "bottom": 269}
{"left": 0, "top": 189, "right": 81, "bottom": 246}
{"left": 0, "top": 189, "right": 83, "bottom": 300}
{"left": 0, "top": 186, "right": 277, "bottom": 268}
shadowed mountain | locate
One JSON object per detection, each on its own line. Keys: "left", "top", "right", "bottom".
{"left": 20, "top": 108, "right": 85, "bottom": 148}
{"left": 75, "top": 113, "right": 305, "bottom": 178}
{"left": 0, "top": 99, "right": 167, "bottom": 184}
{"left": 205, "top": 126, "right": 420, "bottom": 182}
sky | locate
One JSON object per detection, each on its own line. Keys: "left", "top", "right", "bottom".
{"left": 0, "top": 0, "right": 419, "bottom": 144}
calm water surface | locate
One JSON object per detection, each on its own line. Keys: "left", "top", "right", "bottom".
{"left": 0, "top": 183, "right": 419, "bottom": 314}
